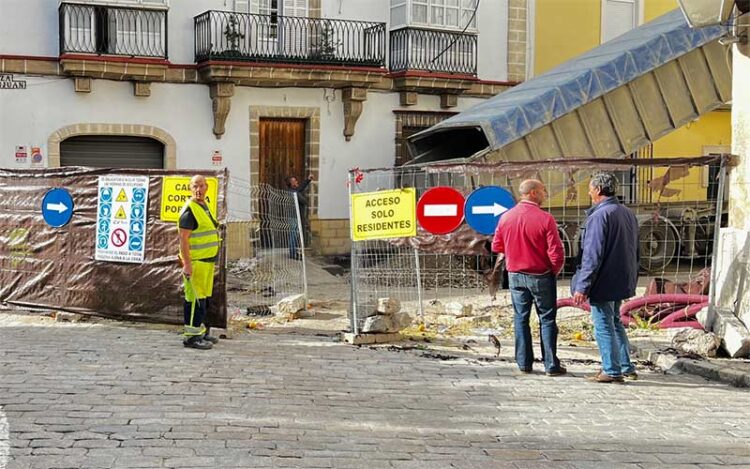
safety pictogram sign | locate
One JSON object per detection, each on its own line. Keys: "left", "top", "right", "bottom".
{"left": 95, "top": 175, "right": 149, "bottom": 263}
{"left": 416, "top": 187, "right": 465, "bottom": 235}
{"left": 350, "top": 188, "right": 416, "bottom": 241}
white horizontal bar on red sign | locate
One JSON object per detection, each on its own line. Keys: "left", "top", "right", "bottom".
{"left": 423, "top": 204, "right": 458, "bottom": 217}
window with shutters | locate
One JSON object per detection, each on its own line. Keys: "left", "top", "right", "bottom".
{"left": 390, "top": 0, "right": 477, "bottom": 32}
{"left": 601, "top": 0, "right": 640, "bottom": 43}
{"left": 59, "top": 1, "right": 167, "bottom": 57}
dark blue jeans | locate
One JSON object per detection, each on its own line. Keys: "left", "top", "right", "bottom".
{"left": 508, "top": 272, "right": 561, "bottom": 372}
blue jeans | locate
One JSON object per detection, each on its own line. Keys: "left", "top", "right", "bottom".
{"left": 590, "top": 300, "right": 635, "bottom": 377}
{"left": 508, "top": 272, "right": 561, "bottom": 372}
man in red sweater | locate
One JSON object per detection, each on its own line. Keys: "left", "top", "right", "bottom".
{"left": 492, "top": 179, "right": 566, "bottom": 376}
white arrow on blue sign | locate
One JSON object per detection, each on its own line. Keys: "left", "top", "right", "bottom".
{"left": 463, "top": 186, "right": 516, "bottom": 235}
{"left": 41, "top": 188, "right": 74, "bottom": 228}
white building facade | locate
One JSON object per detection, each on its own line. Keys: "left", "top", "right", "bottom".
{"left": 0, "top": 0, "right": 515, "bottom": 257}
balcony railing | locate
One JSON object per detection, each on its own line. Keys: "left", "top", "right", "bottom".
{"left": 390, "top": 27, "right": 477, "bottom": 76}
{"left": 59, "top": 2, "right": 167, "bottom": 58}
{"left": 194, "top": 10, "right": 386, "bottom": 67}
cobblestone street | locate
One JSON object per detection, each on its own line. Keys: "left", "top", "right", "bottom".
{"left": 1, "top": 322, "right": 749, "bottom": 469}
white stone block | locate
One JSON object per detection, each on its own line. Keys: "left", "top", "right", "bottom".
{"left": 276, "top": 294, "right": 306, "bottom": 315}
{"left": 376, "top": 297, "right": 401, "bottom": 314}
{"left": 445, "top": 302, "right": 473, "bottom": 317}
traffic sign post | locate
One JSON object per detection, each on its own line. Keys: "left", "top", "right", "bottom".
{"left": 41, "top": 188, "right": 74, "bottom": 228}
{"left": 416, "top": 187, "right": 465, "bottom": 235}
{"left": 464, "top": 186, "right": 516, "bottom": 235}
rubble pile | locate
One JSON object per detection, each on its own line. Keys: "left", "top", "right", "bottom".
{"left": 360, "top": 297, "right": 413, "bottom": 334}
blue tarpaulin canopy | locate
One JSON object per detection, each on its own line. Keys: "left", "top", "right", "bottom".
{"left": 407, "top": 9, "right": 729, "bottom": 165}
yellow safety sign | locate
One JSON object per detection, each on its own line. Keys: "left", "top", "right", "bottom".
{"left": 160, "top": 176, "right": 219, "bottom": 222}
{"left": 115, "top": 206, "right": 127, "bottom": 220}
{"left": 116, "top": 188, "right": 128, "bottom": 202}
{"left": 350, "top": 188, "right": 416, "bottom": 241}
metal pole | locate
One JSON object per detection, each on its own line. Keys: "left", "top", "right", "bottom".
{"left": 293, "top": 192, "right": 308, "bottom": 310}
{"left": 348, "top": 171, "right": 359, "bottom": 335}
{"left": 708, "top": 156, "right": 728, "bottom": 313}
{"left": 414, "top": 247, "right": 424, "bottom": 320}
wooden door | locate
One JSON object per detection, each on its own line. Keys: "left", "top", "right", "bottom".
{"left": 259, "top": 118, "right": 306, "bottom": 189}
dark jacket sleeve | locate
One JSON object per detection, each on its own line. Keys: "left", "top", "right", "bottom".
{"left": 575, "top": 214, "right": 607, "bottom": 295}
{"left": 297, "top": 178, "right": 312, "bottom": 193}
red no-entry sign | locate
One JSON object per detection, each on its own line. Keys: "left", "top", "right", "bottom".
{"left": 416, "top": 187, "right": 465, "bottom": 234}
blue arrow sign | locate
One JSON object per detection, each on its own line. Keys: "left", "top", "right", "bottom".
{"left": 464, "top": 186, "right": 516, "bottom": 235}
{"left": 98, "top": 219, "right": 110, "bottom": 234}
{"left": 41, "top": 188, "right": 74, "bottom": 228}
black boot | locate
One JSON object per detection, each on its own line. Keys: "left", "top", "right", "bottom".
{"left": 203, "top": 333, "right": 219, "bottom": 344}
{"left": 183, "top": 335, "right": 213, "bottom": 350}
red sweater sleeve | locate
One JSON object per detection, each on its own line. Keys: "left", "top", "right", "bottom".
{"left": 491, "top": 219, "right": 505, "bottom": 254}
{"left": 546, "top": 216, "right": 565, "bottom": 275}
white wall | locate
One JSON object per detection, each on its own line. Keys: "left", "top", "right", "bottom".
{"left": 477, "top": 0, "right": 508, "bottom": 82}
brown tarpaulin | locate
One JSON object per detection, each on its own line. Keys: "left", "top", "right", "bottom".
{"left": 0, "top": 167, "right": 228, "bottom": 328}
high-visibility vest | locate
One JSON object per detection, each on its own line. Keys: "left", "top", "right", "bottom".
{"left": 178, "top": 200, "right": 220, "bottom": 260}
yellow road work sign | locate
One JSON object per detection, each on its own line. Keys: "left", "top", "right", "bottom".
{"left": 351, "top": 188, "right": 416, "bottom": 241}
{"left": 160, "top": 176, "right": 219, "bottom": 222}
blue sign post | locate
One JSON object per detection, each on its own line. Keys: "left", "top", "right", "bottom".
{"left": 41, "top": 188, "right": 74, "bottom": 228}
{"left": 464, "top": 186, "right": 516, "bottom": 235}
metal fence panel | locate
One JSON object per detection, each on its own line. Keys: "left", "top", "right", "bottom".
{"left": 349, "top": 156, "right": 728, "bottom": 333}
{"left": 227, "top": 180, "right": 308, "bottom": 315}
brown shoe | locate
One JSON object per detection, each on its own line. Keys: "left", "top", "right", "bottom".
{"left": 586, "top": 371, "right": 624, "bottom": 384}
{"left": 546, "top": 366, "right": 567, "bottom": 377}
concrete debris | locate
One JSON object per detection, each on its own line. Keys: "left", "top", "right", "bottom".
{"left": 376, "top": 297, "right": 401, "bottom": 314}
{"left": 55, "top": 312, "right": 84, "bottom": 322}
{"left": 698, "top": 306, "right": 750, "bottom": 358}
{"left": 455, "top": 315, "right": 492, "bottom": 327}
{"left": 362, "top": 312, "right": 413, "bottom": 333}
{"left": 228, "top": 258, "right": 258, "bottom": 275}
{"left": 670, "top": 327, "right": 722, "bottom": 358}
{"left": 445, "top": 302, "right": 473, "bottom": 317}
{"left": 276, "top": 294, "right": 307, "bottom": 316}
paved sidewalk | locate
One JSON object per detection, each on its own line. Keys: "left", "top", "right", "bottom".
{"left": 1, "top": 321, "right": 749, "bottom": 469}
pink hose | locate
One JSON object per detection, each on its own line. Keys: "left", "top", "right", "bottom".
{"left": 557, "top": 295, "right": 708, "bottom": 330}
{"left": 620, "top": 294, "right": 709, "bottom": 315}
{"left": 660, "top": 303, "right": 708, "bottom": 329}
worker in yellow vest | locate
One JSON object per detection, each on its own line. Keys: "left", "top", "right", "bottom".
{"left": 178, "top": 175, "right": 221, "bottom": 350}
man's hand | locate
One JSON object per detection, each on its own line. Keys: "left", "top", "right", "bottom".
{"left": 182, "top": 261, "right": 192, "bottom": 278}
{"left": 308, "top": 174, "right": 315, "bottom": 181}
{"left": 573, "top": 291, "right": 588, "bottom": 305}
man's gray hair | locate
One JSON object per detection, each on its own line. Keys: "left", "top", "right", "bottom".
{"left": 590, "top": 172, "right": 619, "bottom": 197}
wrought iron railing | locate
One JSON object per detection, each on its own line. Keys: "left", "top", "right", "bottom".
{"left": 194, "top": 10, "right": 386, "bottom": 67}
{"left": 389, "top": 27, "right": 477, "bottom": 75}
{"left": 59, "top": 2, "right": 167, "bottom": 58}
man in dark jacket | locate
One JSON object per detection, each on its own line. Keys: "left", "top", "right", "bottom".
{"left": 573, "top": 173, "right": 639, "bottom": 384}
{"left": 286, "top": 174, "right": 314, "bottom": 260}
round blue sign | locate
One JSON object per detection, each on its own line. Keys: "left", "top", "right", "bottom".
{"left": 41, "top": 188, "right": 74, "bottom": 228}
{"left": 464, "top": 186, "right": 516, "bottom": 235}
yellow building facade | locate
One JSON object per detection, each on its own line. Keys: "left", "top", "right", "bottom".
{"left": 533, "top": 0, "right": 731, "bottom": 202}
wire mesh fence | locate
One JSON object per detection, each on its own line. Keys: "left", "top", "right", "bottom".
{"left": 348, "top": 156, "right": 729, "bottom": 333}
{"left": 226, "top": 179, "right": 308, "bottom": 315}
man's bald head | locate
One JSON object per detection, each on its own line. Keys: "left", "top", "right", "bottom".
{"left": 190, "top": 175, "right": 208, "bottom": 203}
{"left": 518, "top": 179, "right": 547, "bottom": 204}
